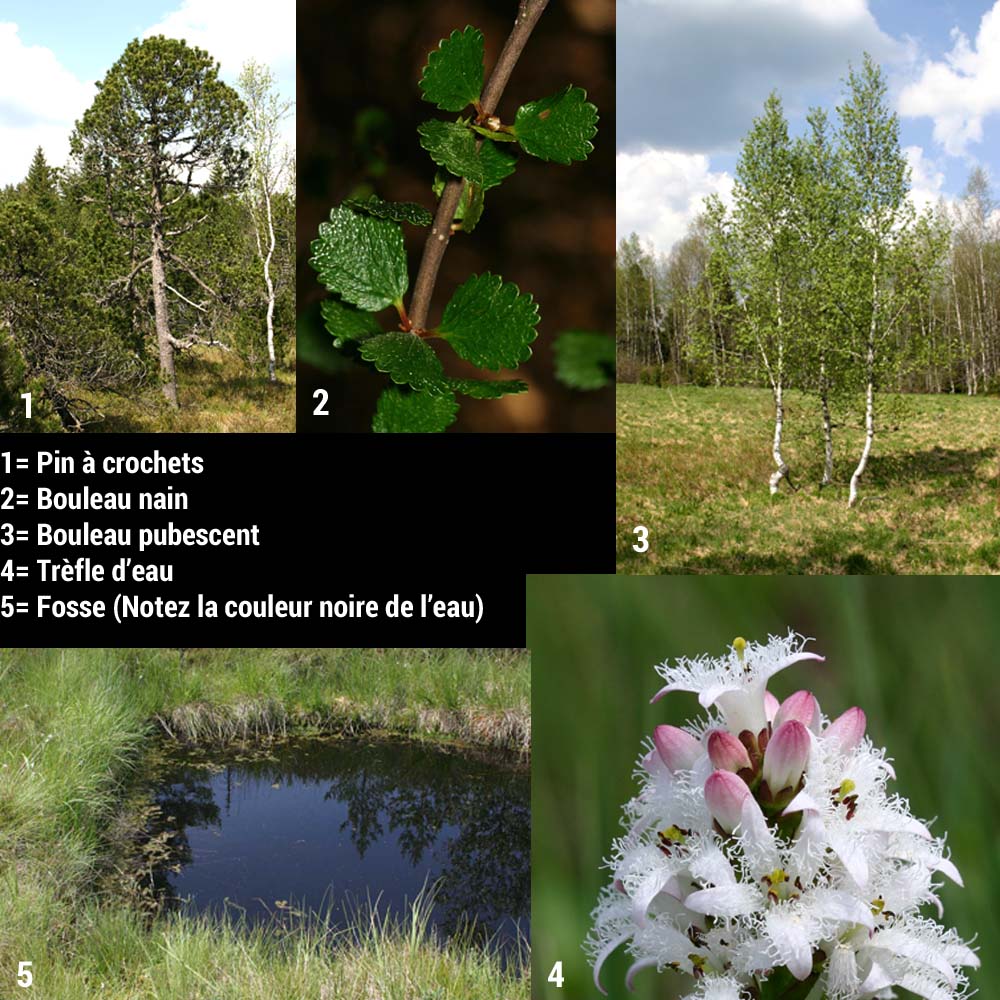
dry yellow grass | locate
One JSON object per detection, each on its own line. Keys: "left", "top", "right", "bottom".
{"left": 618, "top": 384, "right": 1000, "bottom": 574}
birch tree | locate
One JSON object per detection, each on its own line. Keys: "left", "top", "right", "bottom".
{"left": 731, "top": 92, "right": 801, "bottom": 493}
{"left": 71, "top": 36, "right": 246, "bottom": 406}
{"left": 794, "top": 108, "right": 850, "bottom": 486}
{"left": 836, "top": 55, "right": 911, "bottom": 507}
{"left": 237, "top": 60, "right": 292, "bottom": 383}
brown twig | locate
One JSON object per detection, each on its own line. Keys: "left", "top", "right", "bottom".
{"left": 407, "top": 0, "right": 551, "bottom": 333}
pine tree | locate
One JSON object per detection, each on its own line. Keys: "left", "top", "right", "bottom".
{"left": 70, "top": 36, "right": 246, "bottom": 407}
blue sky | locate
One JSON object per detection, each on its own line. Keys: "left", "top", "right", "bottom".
{"left": 618, "top": 0, "right": 1000, "bottom": 253}
{"left": 0, "top": 0, "right": 294, "bottom": 186}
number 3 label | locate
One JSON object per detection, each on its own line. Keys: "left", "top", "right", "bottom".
{"left": 633, "top": 525, "right": 649, "bottom": 553}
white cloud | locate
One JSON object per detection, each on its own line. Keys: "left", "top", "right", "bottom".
{"left": 618, "top": 0, "right": 906, "bottom": 152}
{"left": 617, "top": 148, "right": 733, "bottom": 253}
{"left": 904, "top": 144, "right": 947, "bottom": 213}
{"left": 144, "top": 0, "right": 294, "bottom": 79}
{"left": 0, "top": 22, "right": 93, "bottom": 185}
{"left": 898, "top": 2, "right": 1000, "bottom": 156}
{"left": 144, "top": 0, "right": 295, "bottom": 154}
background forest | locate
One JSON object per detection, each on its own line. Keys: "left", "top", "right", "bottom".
{"left": 0, "top": 38, "right": 294, "bottom": 433}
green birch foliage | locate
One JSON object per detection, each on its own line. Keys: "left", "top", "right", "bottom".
{"left": 512, "top": 86, "right": 598, "bottom": 164}
{"left": 373, "top": 387, "right": 459, "bottom": 433}
{"left": 311, "top": 19, "right": 598, "bottom": 431}
{"left": 310, "top": 206, "right": 409, "bottom": 312}
{"left": 836, "top": 55, "right": 915, "bottom": 383}
{"left": 419, "top": 27, "right": 485, "bottom": 112}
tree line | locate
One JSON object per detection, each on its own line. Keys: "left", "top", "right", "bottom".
{"left": 617, "top": 55, "right": 1000, "bottom": 505}
{"left": 0, "top": 37, "right": 293, "bottom": 431}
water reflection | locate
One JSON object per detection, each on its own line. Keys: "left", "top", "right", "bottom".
{"left": 146, "top": 738, "right": 530, "bottom": 952}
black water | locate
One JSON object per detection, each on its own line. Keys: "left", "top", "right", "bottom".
{"left": 146, "top": 738, "right": 529, "bottom": 955}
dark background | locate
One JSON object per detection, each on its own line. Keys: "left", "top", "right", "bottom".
{"left": 296, "top": 0, "right": 615, "bottom": 431}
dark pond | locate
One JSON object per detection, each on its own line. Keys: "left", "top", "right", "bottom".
{"left": 145, "top": 737, "right": 529, "bottom": 957}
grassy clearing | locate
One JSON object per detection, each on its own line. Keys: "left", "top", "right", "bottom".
{"left": 75, "top": 347, "right": 294, "bottom": 433}
{"left": 617, "top": 384, "right": 1000, "bottom": 574}
{"left": 0, "top": 648, "right": 529, "bottom": 999}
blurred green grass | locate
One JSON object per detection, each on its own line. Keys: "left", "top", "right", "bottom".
{"left": 526, "top": 576, "right": 999, "bottom": 999}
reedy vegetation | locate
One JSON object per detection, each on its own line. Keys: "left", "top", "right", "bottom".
{"left": 0, "top": 648, "right": 529, "bottom": 999}
{"left": 617, "top": 55, "right": 1000, "bottom": 505}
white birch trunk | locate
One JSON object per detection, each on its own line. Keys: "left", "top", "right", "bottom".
{"left": 848, "top": 251, "right": 878, "bottom": 508}
{"left": 769, "top": 283, "right": 789, "bottom": 494}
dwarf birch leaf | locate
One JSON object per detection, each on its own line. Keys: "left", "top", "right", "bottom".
{"left": 457, "top": 183, "right": 485, "bottom": 233}
{"left": 359, "top": 332, "right": 449, "bottom": 393}
{"left": 449, "top": 377, "right": 529, "bottom": 398}
{"left": 309, "top": 205, "right": 408, "bottom": 312}
{"left": 372, "top": 387, "right": 458, "bottom": 432}
{"left": 320, "top": 298, "right": 383, "bottom": 347}
{"left": 419, "top": 26, "right": 484, "bottom": 112}
{"left": 552, "top": 331, "right": 615, "bottom": 389}
{"left": 418, "top": 120, "right": 516, "bottom": 190}
{"left": 438, "top": 273, "right": 539, "bottom": 370}
{"left": 513, "top": 86, "right": 598, "bottom": 164}
{"left": 343, "top": 194, "right": 432, "bottom": 227}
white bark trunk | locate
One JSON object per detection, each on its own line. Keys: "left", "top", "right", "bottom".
{"left": 848, "top": 252, "right": 878, "bottom": 508}
{"left": 263, "top": 180, "right": 277, "bottom": 383}
{"left": 769, "top": 284, "right": 789, "bottom": 494}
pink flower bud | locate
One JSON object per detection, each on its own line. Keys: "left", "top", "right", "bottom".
{"left": 707, "top": 729, "right": 752, "bottom": 772}
{"left": 774, "top": 690, "right": 818, "bottom": 730}
{"left": 653, "top": 725, "right": 700, "bottom": 773}
{"left": 764, "top": 690, "right": 780, "bottom": 723}
{"left": 823, "top": 707, "right": 866, "bottom": 754}
{"left": 762, "top": 720, "right": 810, "bottom": 793}
{"left": 704, "top": 769, "right": 751, "bottom": 833}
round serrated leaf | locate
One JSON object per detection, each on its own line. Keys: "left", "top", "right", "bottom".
{"left": 418, "top": 120, "right": 516, "bottom": 191}
{"left": 309, "top": 205, "right": 408, "bottom": 312}
{"left": 344, "top": 194, "right": 433, "bottom": 227}
{"left": 372, "top": 387, "right": 458, "bottom": 433}
{"left": 320, "top": 298, "right": 383, "bottom": 346}
{"left": 449, "top": 377, "right": 529, "bottom": 398}
{"left": 359, "top": 332, "right": 449, "bottom": 394}
{"left": 552, "top": 331, "right": 615, "bottom": 389}
{"left": 513, "top": 86, "right": 598, "bottom": 164}
{"left": 437, "top": 272, "right": 539, "bottom": 371}
{"left": 419, "top": 26, "right": 484, "bottom": 112}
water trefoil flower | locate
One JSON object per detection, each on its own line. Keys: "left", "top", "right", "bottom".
{"left": 585, "top": 631, "right": 979, "bottom": 1000}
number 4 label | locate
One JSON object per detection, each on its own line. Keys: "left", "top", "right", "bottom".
{"left": 17, "top": 961, "right": 32, "bottom": 988}
{"left": 547, "top": 961, "right": 564, "bottom": 988}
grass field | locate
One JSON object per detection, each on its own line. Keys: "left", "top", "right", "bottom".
{"left": 617, "top": 384, "right": 999, "bottom": 574}
{"left": 77, "top": 348, "right": 295, "bottom": 433}
{"left": 527, "top": 576, "right": 998, "bottom": 1000}
{"left": 0, "top": 648, "right": 529, "bottom": 999}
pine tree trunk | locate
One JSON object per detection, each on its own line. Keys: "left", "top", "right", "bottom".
{"left": 150, "top": 181, "right": 178, "bottom": 408}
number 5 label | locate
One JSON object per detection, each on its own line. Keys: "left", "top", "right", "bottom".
{"left": 17, "top": 961, "right": 32, "bottom": 988}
